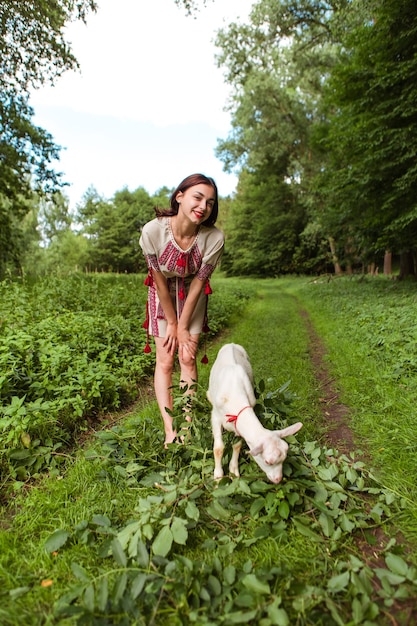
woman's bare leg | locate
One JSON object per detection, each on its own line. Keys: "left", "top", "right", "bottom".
{"left": 154, "top": 336, "right": 176, "bottom": 445}
{"left": 178, "top": 333, "right": 200, "bottom": 423}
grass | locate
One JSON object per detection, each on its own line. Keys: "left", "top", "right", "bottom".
{"left": 1, "top": 274, "right": 417, "bottom": 624}
{"left": 287, "top": 275, "right": 417, "bottom": 537}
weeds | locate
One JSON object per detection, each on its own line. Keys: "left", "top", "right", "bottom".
{"left": 40, "top": 382, "right": 416, "bottom": 625}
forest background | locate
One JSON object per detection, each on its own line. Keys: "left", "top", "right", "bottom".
{"left": 2, "top": 0, "right": 417, "bottom": 281}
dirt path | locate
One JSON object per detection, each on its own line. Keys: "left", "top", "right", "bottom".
{"left": 299, "top": 308, "right": 356, "bottom": 454}
{"left": 299, "top": 307, "right": 416, "bottom": 625}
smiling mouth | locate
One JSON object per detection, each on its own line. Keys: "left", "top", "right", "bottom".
{"left": 194, "top": 211, "right": 205, "bottom": 219}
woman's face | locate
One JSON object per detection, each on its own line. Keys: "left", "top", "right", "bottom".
{"left": 176, "top": 184, "right": 216, "bottom": 225}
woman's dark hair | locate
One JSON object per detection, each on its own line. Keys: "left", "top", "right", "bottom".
{"left": 154, "top": 173, "right": 219, "bottom": 226}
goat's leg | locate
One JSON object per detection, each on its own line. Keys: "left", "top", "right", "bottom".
{"left": 212, "top": 417, "right": 225, "bottom": 480}
{"left": 229, "top": 440, "right": 242, "bottom": 477}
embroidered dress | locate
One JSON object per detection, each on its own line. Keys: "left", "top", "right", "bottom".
{"left": 139, "top": 217, "right": 224, "bottom": 340}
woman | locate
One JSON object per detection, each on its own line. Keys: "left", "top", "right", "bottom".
{"left": 140, "top": 173, "right": 225, "bottom": 446}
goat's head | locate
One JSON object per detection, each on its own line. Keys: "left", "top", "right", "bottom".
{"left": 249, "top": 422, "right": 303, "bottom": 484}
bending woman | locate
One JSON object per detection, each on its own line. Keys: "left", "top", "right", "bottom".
{"left": 140, "top": 173, "right": 224, "bottom": 446}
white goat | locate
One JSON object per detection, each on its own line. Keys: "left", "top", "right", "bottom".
{"left": 207, "top": 343, "right": 303, "bottom": 484}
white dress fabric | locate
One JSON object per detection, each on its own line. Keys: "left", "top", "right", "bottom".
{"left": 139, "top": 217, "right": 224, "bottom": 337}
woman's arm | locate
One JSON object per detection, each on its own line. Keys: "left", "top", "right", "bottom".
{"left": 177, "top": 276, "right": 206, "bottom": 360}
{"left": 151, "top": 269, "right": 178, "bottom": 355}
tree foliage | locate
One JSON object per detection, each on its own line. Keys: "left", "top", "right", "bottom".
{"left": 74, "top": 186, "right": 166, "bottom": 273}
{"left": 0, "top": 0, "right": 97, "bottom": 278}
{"left": 215, "top": 0, "right": 417, "bottom": 277}
{"left": 317, "top": 0, "right": 417, "bottom": 272}
{"left": 215, "top": 0, "right": 344, "bottom": 275}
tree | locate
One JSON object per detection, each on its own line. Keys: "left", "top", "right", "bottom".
{"left": 76, "top": 186, "right": 155, "bottom": 273}
{"left": 316, "top": 0, "right": 417, "bottom": 276}
{"left": 221, "top": 170, "right": 306, "bottom": 276}
{"left": 0, "top": 0, "right": 98, "bottom": 278}
{"left": 214, "top": 0, "right": 345, "bottom": 275}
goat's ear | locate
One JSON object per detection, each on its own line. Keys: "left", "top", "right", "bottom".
{"left": 249, "top": 444, "right": 263, "bottom": 457}
{"left": 277, "top": 422, "right": 303, "bottom": 439}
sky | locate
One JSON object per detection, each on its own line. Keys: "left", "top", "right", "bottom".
{"left": 30, "top": 0, "right": 254, "bottom": 209}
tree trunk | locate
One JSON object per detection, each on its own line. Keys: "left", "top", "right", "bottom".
{"left": 383, "top": 251, "right": 392, "bottom": 275}
{"left": 328, "top": 237, "right": 343, "bottom": 275}
{"left": 398, "top": 251, "right": 415, "bottom": 280}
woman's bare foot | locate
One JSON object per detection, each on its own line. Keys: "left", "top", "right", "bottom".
{"left": 164, "top": 430, "right": 177, "bottom": 449}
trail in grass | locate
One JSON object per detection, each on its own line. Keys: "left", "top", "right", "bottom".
{"left": 206, "top": 279, "right": 323, "bottom": 438}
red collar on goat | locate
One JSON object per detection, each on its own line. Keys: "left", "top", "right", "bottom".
{"left": 226, "top": 405, "right": 252, "bottom": 437}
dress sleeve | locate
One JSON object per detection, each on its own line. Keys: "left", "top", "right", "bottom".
{"left": 196, "top": 228, "right": 225, "bottom": 281}
{"left": 139, "top": 220, "right": 161, "bottom": 272}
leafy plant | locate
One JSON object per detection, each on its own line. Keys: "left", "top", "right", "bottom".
{"left": 46, "top": 381, "right": 416, "bottom": 625}
{"left": 0, "top": 274, "right": 253, "bottom": 488}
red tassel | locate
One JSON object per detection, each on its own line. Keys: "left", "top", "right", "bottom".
{"left": 179, "top": 287, "right": 185, "bottom": 300}
{"left": 144, "top": 272, "right": 153, "bottom": 286}
{"left": 205, "top": 280, "right": 212, "bottom": 295}
{"left": 144, "top": 343, "right": 152, "bottom": 354}
{"left": 142, "top": 318, "right": 149, "bottom": 330}
{"left": 177, "top": 254, "right": 187, "bottom": 268}
{"left": 201, "top": 354, "right": 208, "bottom": 364}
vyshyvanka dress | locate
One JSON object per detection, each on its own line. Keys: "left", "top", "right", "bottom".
{"left": 139, "top": 217, "right": 224, "bottom": 355}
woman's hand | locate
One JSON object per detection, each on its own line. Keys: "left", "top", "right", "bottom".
{"left": 163, "top": 321, "right": 178, "bottom": 355}
{"left": 177, "top": 327, "right": 198, "bottom": 360}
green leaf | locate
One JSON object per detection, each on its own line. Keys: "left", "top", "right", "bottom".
{"left": 112, "top": 538, "right": 127, "bottom": 567}
{"left": 44, "top": 529, "right": 70, "bottom": 553}
{"left": 71, "top": 562, "right": 90, "bottom": 583}
{"left": 208, "top": 574, "right": 222, "bottom": 596}
{"left": 222, "top": 609, "right": 258, "bottom": 623}
{"left": 112, "top": 572, "right": 128, "bottom": 605}
{"left": 339, "top": 513, "right": 355, "bottom": 533}
{"left": 152, "top": 526, "right": 173, "bottom": 557}
{"left": 324, "top": 597, "right": 346, "bottom": 626}
{"left": 250, "top": 497, "right": 265, "bottom": 518}
{"left": 92, "top": 514, "right": 111, "bottom": 527}
{"left": 135, "top": 539, "right": 149, "bottom": 568}
{"left": 9, "top": 587, "right": 31, "bottom": 599}
{"left": 242, "top": 574, "right": 270, "bottom": 595}
{"left": 224, "top": 565, "right": 236, "bottom": 585}
{"left": 97, "top": 577, "right": 108, "bottom": 612}
{"left": 206, "top": 500, "right": 231, "bottom": 520}
{"left": 327, "top": 571, "right": 350, "bottom": 592}
{"left": 185, "top": 500, "right": 200, "bottom": 521}
{"left": 375, "top": 568, "right": 406, "bottom": 585}
{"left": 293, "top": 518, "right": 323, "bottom": 542}
{"left": 385, "top": 553, "right": 409, "bottom": 577}
{"left": 352, "top": 596, "right": 364, "bottom": 623}
{"left": 278, "top": 500, "right": 290, "bottom": 520}
{"left": 131, "top": 573, "right": 147, "bottom": 600}
{"left": 318, "top": 512, "right": 334, "bottom": 537}
{"left": 171, "top": 517, "right": 188, "bottom": 545}
{"left": 83, "top": 584, "right": 95, "bottom": 613}
{"left": 323, "top": 481, "right": 345, "bottom": 493}
{"left": 117, "top": 521, "right": 141, "bottom": 551}
{"left": 268, "top": 605, "right": 290, "bottom": 626}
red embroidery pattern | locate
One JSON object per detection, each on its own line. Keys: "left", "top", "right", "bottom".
{"left": 146, "top": 253, "right": 159, "bottom": 272}
{"left": 198, "top": 263, "right": 215, "bottom": 281}
{"left": 159, "top": 242, "right": 202, "bottom": 275}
